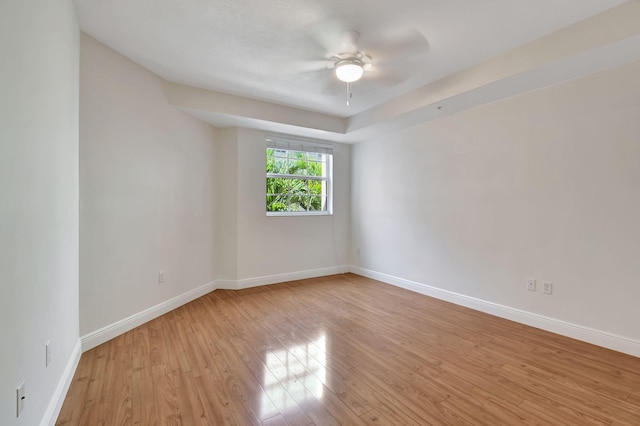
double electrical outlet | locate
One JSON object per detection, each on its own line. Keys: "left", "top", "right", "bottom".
{"left": 527, "top": 278, "right": 553, "bottom": 295}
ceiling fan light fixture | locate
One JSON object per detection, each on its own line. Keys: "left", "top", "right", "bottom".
{"left": 335, "top": 59, "right": 364, "bottom": 83}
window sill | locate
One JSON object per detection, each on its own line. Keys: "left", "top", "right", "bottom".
{"left": 266, "top": 211, "right": 333, "bottom": 217}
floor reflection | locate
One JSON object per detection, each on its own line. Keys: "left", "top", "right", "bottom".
{"left": 260, "top": 334, "right": 327, "bottom": 418}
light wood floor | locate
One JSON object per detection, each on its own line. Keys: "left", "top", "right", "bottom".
{"left": 57, "top": 273, "right": 640, "bottom": 425}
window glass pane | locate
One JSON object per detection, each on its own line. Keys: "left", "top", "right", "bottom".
{"left": 292, "top": 178, "right": 302, "bottom": 191}
{"left": 288, "top": 151, "right": 307, "bottom": 175}
{"left": 306, "top": 160, "right": 323, "bottom": 177}
{"left": 309, "top": 179, "right": 322, "bottom": 194}
{"left": 287, "top": 197, "right": 305, "bottom": 212}
{"left": 270, "top": 177, "right": 290, "bottom": 195}
{"left": 266, "top": 177, "right": 279, "bottom": 195}
{"left": 266, "top": 195, "right": 287, "bottom": 212}
{"left": 267, "top": 149, "right": 288, "bottom": 174}
{"left": 308, "top": 152, "right": 324, "bottom": 162}
{"left": 308, "top": 196, "right": 323, "bottom": 211}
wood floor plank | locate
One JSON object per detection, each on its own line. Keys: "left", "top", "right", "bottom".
{"left": 57, "top": 273, "right": 640, "bottom": 425}
{"left": 359, "top": 406, "right": 424, "bottom": 426}
{"left": 54, "top": 352, "right": 94, "bottom": 425}
{"left": 105, "top": 343, "right": 133, "bottom": 425}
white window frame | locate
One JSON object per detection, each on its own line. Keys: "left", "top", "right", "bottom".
{"left": 266, "top": 136, "right": 333, "bottom": 216}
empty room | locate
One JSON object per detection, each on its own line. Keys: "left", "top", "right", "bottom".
{"left": 2, "top": 0, "right": 640, "bottom": 425}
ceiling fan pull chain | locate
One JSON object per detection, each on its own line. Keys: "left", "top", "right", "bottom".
{"left": 346, "top": 82, "right": 351, "bottom": 106}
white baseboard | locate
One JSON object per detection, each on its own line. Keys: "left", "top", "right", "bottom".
{"left": 81, "top": 281, "right": 217, "bottom": 351}
{"left": 80, "top": 266, "right": 350, "bottom": 351}
{"left": 40, "top": 338, "right": 82, "bottom": 426}
{"left": 350, "top": 266, "right": 640, "bottom": 358}
{"left": 217, "top": 265, "right": 350, "bottom": 290}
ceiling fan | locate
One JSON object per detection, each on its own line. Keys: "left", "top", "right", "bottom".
{"left": 327, "top": 30, "right": 372, "bottom": 106}
{"left": 298, "top": 26, "right": 430, "bottom": 107}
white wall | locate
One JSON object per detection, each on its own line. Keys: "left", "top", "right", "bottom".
{"left": 79, "top": 35, "right": 217, "bottom": 335}
{"left": 214, "top": 127, "right": 239, "bottom": 281}
{"left": 0, "top": 0, "right": 80, "bottom": 424}
{"left": 352, "top": 59, "right": 640, "bottom": 343}
{"left": 214, "top": 128, "right": 351, "bottom": 284}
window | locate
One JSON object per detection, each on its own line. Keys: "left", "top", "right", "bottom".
{"left": 266, "top": 137, "right": 333, "bottom": 215}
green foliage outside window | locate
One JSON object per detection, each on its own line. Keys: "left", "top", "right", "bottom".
{"left": 266, "top": 148, "right": 328, "bottom": 212}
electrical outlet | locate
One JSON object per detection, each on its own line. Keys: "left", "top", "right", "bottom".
{"left": 16, "top": 381, "right": 25, "bottom": 417}
{"left": 158, "top": 271, "right": 165, "bottom": 284}
{"left": 543, "top": 281, "right": 553, "bottom": 295}
{"left": 46, "top": 341, "right": 52, "bottom": 367}
{"left": 527, "top": 279, "right": 536, "bottom": 292}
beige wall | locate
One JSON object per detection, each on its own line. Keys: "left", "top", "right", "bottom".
{"left": 351, "top": 59, "right": 640, "bottom": 344}
{"left": 79, "top": 34, "right": 217, "bottom": 335}
{"left": 214, "top": 127, "right": 239, "bottom": 281}
{"left": 0, "top": 0, "right": 80, "bottom": 424}
{"left": 214, "top": 128, "right": 351, "bottom": 284}
{"left": 235, "top": 128, "right": 351, "bottom": 280}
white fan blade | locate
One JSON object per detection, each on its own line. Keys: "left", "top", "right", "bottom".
{"left": 365, "top": 66, "right": 411, "bottom": 87}
{"left": 341, "top": 30, "right": 360, "bottom": 54}
{"left": 288, "top": 59, "right": 334, "bottom": 74}
{"left": 363, "top": 28, "right": 429, "bottom": 63}
{"left": 306, "top": 18, "right": 351, "bottom": 56}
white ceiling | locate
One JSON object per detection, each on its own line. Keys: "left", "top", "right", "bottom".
{"left": 74, "top": 0, "right": 640, "bottom": 141}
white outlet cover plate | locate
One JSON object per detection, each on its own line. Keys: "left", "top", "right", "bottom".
{"left": 527, "top": 279, "right": 536, "bottom": 291}
{"left": 543, "top": 281, "right": 553, "bottom": 294}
